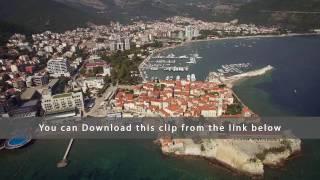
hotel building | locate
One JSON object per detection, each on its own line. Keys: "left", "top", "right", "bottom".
{"left": 47, "top": 58, "right": 71, "bottom": 77}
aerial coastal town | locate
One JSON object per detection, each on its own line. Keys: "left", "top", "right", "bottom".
{"left": 0, "top": 16, "right": 279, "bottom": 119}
{"left": 114, "top": 80, "right": 253, "bottom": 118}
{"left": 0, "top": 16, "right": 301, "bottom": 175}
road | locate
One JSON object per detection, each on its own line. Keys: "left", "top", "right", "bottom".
{"left": 260, "top": 10, "right": 320, "bottom": 14}
{"left": 85, "top": 85, "right": 118, "bottom": 117}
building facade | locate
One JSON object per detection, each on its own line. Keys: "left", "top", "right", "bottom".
{"left": 41, "top": 91, "right": 84, "bottom": 113}
{"left": 185, "top": 26, "right": 200, "bottom": 41}
{"left": 32, "top": 73, "right": 49, "bottom": 86}
{"left": 110, "top": 37, "right": 131, "bottom": 51}
{"left": 47, "top": 58, "right": 71, "bottom": 77}
{"left": 82, "top": 77, "right": 105, "bottom": 90}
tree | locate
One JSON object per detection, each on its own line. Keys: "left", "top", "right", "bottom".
{"left": 226, "top": 104, "right": 243, "bottom": 115}
{"left": 88, "top": 69, "right": 94, "bottom": 77}
{"left": 80, "top": 68, "right": 86, "bottom": 75}
{"left": 119, "top": 64, "right": 128, "bottom": 80}
{"left": 93, "top": 67, "right": 103, "bottom": 75}
{"left": 151, "top": 40, "right": 163, "bottom": 48}
{"left": 104, "top": 76, "right": 111, "bottom": 84}
{"left": 2, "top": 74, "right": 11, "bottom": 81}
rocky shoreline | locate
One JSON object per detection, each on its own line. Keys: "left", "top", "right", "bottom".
{"left": 159, "top": 138, "right": 301, "bottom": 176}
{"left": 142, "top": 34, "right": 305, "bottom": 177}
{"left": 156, "top": 64, "right": 301, "bottom": 176}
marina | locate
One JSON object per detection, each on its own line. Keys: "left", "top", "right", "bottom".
{"left": 140, "top": 52, "right": 203, "bottom": 81}
{"left": 218, "top": 63, "right": 251, "bottom": 74}
{"left": 163, "top": 74, "right": 196, "bottom": 81}
{"left": 152, "top": 53, "right": 202, "bottom": 59}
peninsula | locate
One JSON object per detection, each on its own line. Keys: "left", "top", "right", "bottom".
{"left": 160, "top": 138, "right": 301, "bottom": 176}
{"left": 0, "top": 14, "right": 305, "bottom": 177}
{"left": 114, "top": 78, "right": 301, "bottom": 176}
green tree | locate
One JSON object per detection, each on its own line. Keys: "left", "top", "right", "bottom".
{"left": 119, "top": 64, "right": 128, "bottom": 80}
{"left": 93, "top": 67, "right": 103, "bottom": 75}
{"left": 80, "top": 68, "right": 86, "bottom": 75}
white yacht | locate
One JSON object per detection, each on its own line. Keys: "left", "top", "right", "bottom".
{"left": 167, "top": 53, "right": 176, "bottom": 58}
{"left": 179, "top": 55, "right": 188, "bottom": 58}
{"left": 186, "top": 57, "right": 197, "bottom": 64}
{"left": 187, "top": 74, "right": 191, "bottom": 81}
{"left": 191, "top": 74, "right": 196, "bottom": 82}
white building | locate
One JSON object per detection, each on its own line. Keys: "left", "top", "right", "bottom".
{"left": 10, "top": 64, "right": 19, "bottom": 73}
{"left": 47, "top": 58, "right": 71, "bottom": 77}
{"left": 110, "top": 37, "right": 131, "bottom": 51}
{"left": 82, "top": 77, "right": 105, "bottom": 91}
{"left": 185, "top": 26, "right": 200, "bottom": 41}
{"left": 32, "top": 73, "right": 49, "bottom": 86}
{"left": 200, "top": 109, "right": 217, "bottom": 117}
{"left": 41, "top": 91, "right": 84, "bottom": 113}
{"left": 85, "top": 59, "right": 111, "bottom": 76}
{"left": 124, "top": 37, "right": 130, "bottom": 50}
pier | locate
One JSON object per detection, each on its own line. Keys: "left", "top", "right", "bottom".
{"left": 57, "top": 138, "right": 74, "bottom": 168}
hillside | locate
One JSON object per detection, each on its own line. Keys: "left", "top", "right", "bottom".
{"left": 0, "top": 0, "right": 107, "bottom": 33}
{"left": 0, "top": 21, "right": 31, "bottom": 46}
{"left": 1, "top": 0, "right": 320, "bottom": 41}
{"left": 237, "top": 0, "right": 320, "bottom": 31}
{"left": 0, "top": 0, "right": 250, "bottom": 39}
{"left": 54, "top": 0, "right": 250, "bottom": 22}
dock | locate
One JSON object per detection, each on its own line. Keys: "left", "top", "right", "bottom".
{"left": 57, "top": 138, "right": 74, "bottom": 168}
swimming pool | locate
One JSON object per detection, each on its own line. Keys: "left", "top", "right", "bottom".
{"left": 5, "top": 136, "right": 32, "bottom": 149}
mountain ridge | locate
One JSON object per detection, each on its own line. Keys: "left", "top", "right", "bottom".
{"left": 0, "top": 0, "right": 320, "bottom": 37}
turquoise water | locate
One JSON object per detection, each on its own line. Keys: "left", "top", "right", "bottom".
{"left": 8, "top": 137, "right": 29, "bottom": 146}
{"left": 1, "top": 36, "right": 320, "bottom": 179}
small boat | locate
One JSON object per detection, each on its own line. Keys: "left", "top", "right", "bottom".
{"left": 179, "top": 55, "right": 188, "bottom": 58}
{"left": 186, "top": 57, "right": 197, "bottom": 64}
{"left": 187, "top": 74, "right": 191, "bottom": 81}
{"left": 167, "top": 53, "right": 176, "bottom": 58}
{"left": 191, "top": 74, "right": 196, "bottom": 81}
{"left": 192, "top": 53, "right": 202, "bottom": 59}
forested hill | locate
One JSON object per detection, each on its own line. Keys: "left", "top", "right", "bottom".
{"left": 1, "top": 0, "right": 320, "bottom": 44}
{"left": 0, "top": 21, "right": 33, "bottom": 46}
{"left": 0, "top": 0, "right": 108, "bottom": 33}
{"left": 237, "top": 0, "right": 320, "bottom": 31}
